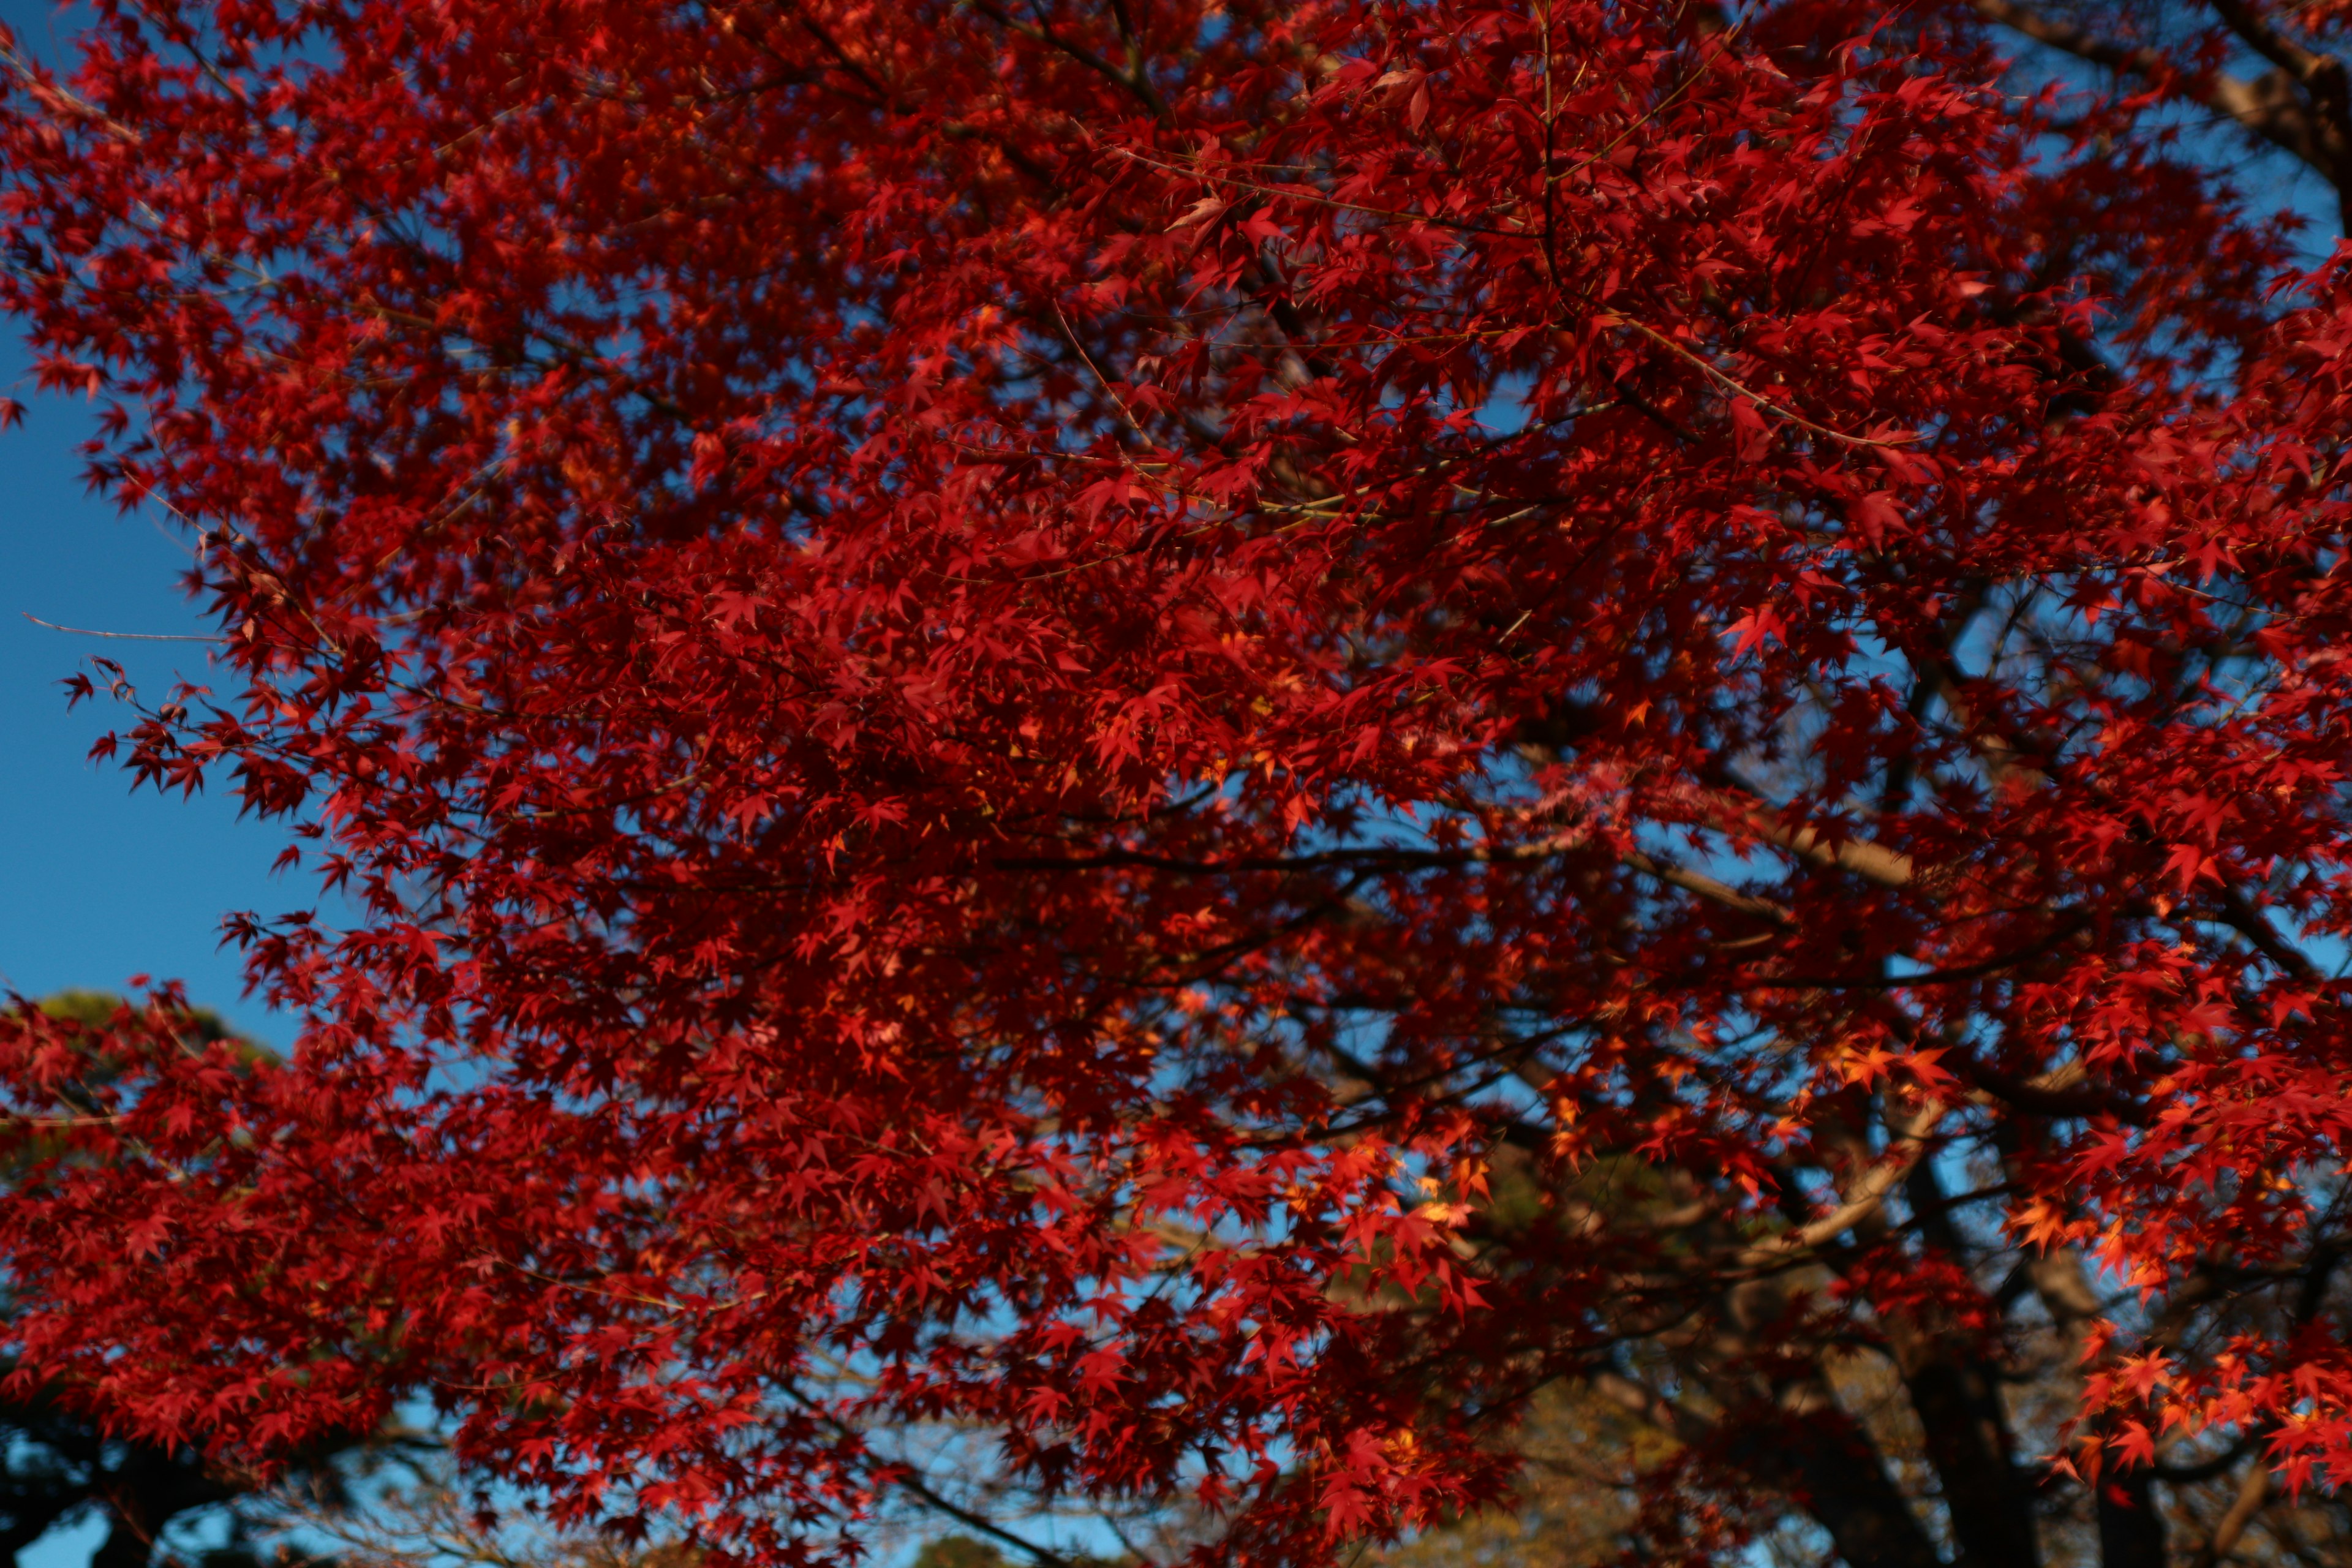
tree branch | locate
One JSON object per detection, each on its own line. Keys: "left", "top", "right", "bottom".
{"left": 1969, "top": 0, "right": 2351, "bottom": 214}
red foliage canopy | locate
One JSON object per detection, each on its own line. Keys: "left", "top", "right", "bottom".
{"left": 4, "top": 0, "right": 2352, "bottom": 1561}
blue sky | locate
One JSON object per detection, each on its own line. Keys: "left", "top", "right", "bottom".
{"left": 0, "top": 322, "right": 296, "bottom": 1042}
{"left": 0, "top": 345, "right": 296, "bottom": 1048}
{"left": 0, "top": 7, "right": 294, "bottom": 1060}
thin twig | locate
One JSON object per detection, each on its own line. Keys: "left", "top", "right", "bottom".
{"left": 24, "top": 613, "right": 224, "bottom": 643}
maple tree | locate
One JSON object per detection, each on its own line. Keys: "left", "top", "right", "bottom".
{"left": 8, "top": 0, "right": 2352, "bottom": 1562}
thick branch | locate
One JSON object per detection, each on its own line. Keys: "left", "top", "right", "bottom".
{"left": 2192, "top": 1461, "right": 2271, "bottom": 1567}
{"left": 1969, "top": 0, "right": 2351, "bottom": 211}
{"left": 1735, "top": 1101, "right": 1942, "bottom": 1268}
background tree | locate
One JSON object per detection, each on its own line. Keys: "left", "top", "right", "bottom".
{"left": 0, "top": 994, "right": 375, "bottom": 1568}
{"left": 2, "top": 0, "right": 2352, "bottom": 1566}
